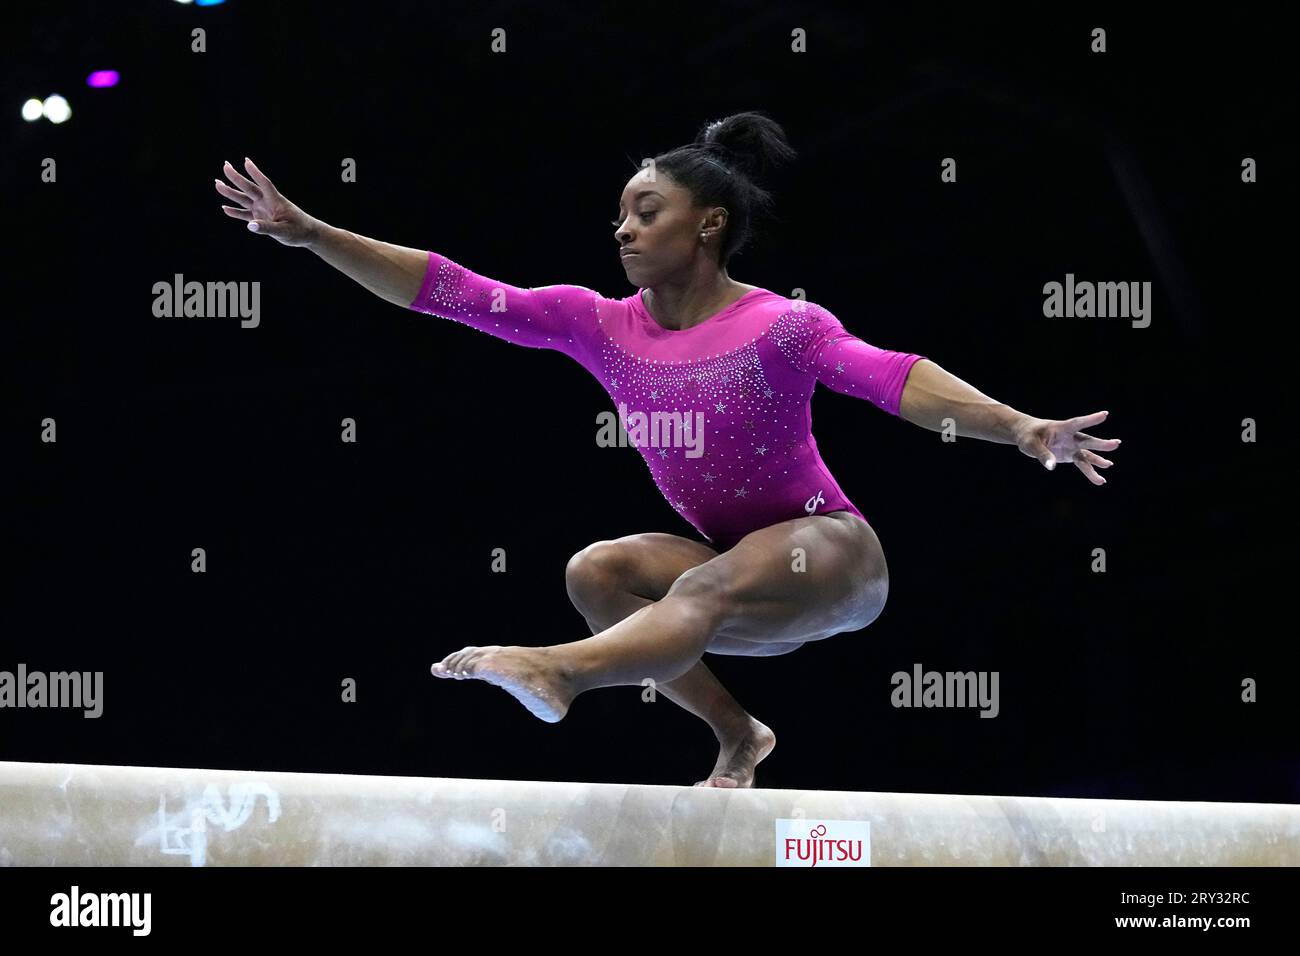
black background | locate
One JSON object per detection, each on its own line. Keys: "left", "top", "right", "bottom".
{"left": 5, "top": 3, "right": 1294, "bottom": 801}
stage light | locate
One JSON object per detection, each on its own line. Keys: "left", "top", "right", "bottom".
{"left": 21, "top": 98, "right": 44, "bottom": 121}
{"left": 87, "top": 70, "right": 120, "bottom": 88}
{"left": 42, "top": 94, "right": 71, "bottom": 124}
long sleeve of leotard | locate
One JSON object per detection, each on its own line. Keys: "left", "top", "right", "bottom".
{"left": 780, "top": 302, "right": 925, "bottom": 416}
{"left": 406, "top": 250, "right": 600, "bottom": 364}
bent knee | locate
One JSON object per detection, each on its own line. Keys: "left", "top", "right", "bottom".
{"left": 564, "top": 540, "right": 632, "bottom": 600}
{"left": 665, "top": 564, "right": 735, "bottom": 628}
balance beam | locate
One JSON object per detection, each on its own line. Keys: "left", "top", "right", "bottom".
{"left": 1, "top": 761, "right": 1295, "bottom": 866}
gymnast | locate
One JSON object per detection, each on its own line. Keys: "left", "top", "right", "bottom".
{"left": 215, "top": 111, "right": 1120, "bottom": 788}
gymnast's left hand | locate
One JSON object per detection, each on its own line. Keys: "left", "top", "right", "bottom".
{"left": 1014, "top": 410, "right": 1120, "bottom": 485}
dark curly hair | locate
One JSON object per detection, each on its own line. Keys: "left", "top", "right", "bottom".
{"left": 640, "top": 110, "right": 797, "bottom": 270}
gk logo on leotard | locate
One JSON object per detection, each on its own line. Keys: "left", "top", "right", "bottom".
{"left": 804, "top": 490, "right": 825, "bottom": 515}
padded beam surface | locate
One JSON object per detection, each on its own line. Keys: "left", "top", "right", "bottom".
{"left": 1, "top": 761, "right": 1295, "bottom": 866}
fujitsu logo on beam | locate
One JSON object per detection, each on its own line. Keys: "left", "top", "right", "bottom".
{"left": 774, "top": 819, "right": 871, "bottom": 867}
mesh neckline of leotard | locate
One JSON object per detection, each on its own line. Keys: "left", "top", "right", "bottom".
{"left": 634, "top": 287, "right": 769, "bottom": 334}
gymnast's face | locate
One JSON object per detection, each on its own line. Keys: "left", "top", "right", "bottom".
{"left": 613, "top": 169, "right": 721, "bottom": 283}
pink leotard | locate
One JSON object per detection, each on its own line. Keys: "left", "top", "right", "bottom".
{"left": 408, "top": 251, "right": 926, "bottom": 550}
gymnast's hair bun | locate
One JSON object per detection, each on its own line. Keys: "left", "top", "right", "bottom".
{"left": 694, "top": 111, "right": 797, "bottom": 182}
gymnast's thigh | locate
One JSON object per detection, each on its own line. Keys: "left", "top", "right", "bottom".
{"left": 673, "top": 510, "right": 888, "bottom": 646}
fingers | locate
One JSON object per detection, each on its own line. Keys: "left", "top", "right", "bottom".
{"left": 1075, "top": 459, "right": 1106, "bottom": 485}
{"left": 214, "top": 179, "right": 254, "bottom": 208}
{"left": 242, "top": 156, "right": 277, "bottom": 194}
{"left": 1076, "top": 449, "right": 1113, "bottom": 468}
{"left": 1076, "top": 433, "right": 1121, "bottom": 451}
{"left": 220, "top": 204, "right": 253, "bottom": 221}
{"left": 222, "top": 159, "right": 262, "bottom": 197}
{"left": 245, "top": 218, "right": 282, "bottom": 236}
{"left": 1069, "top": 410, "right": 1109, "bottom": 429}
{"left": 1028, "top": 438, "right": 1056, "bottom": 470}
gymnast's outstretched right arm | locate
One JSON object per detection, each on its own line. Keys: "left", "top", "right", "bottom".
{"left": 216, "top": 156, "right": 601, "bottom": 360}
{"left": 215, "top": 156, "right": 427, "bottom": 307}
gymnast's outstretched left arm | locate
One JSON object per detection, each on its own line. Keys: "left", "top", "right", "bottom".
{"left": 784, "top": 302, "right": 1123, "bottom": 487}
{"left": 897, "top": 358, "right": 1122, "bottom": 485}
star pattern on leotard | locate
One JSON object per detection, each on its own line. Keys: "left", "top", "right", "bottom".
{"left": 405, "top": 264, "right": 923, "bottom": 551}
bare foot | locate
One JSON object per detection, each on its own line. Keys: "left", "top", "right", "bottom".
{"left": 694, "top": 717, "right": 776, "bottom": 788}
{"left": 431, "top": 645, "right": 575, "bottom": 723}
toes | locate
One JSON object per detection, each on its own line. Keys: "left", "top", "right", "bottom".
{"left": 464, "top": 645, "right": 506, "bottom": 677}
{"left": 451, "top": 648, "right": 479, "bottom": 676}
{"left": 431, "top": 646, "right": 517, "bottom": 683}
{"left": 433, "top": 646, "right": 508, "bottom": 680}
{"left": 432, "top": 648, "right": 477, "bottom": 679}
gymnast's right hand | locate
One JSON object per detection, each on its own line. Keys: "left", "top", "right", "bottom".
{"left": 215, "top": 157, "right": 320, "bottom": 247}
